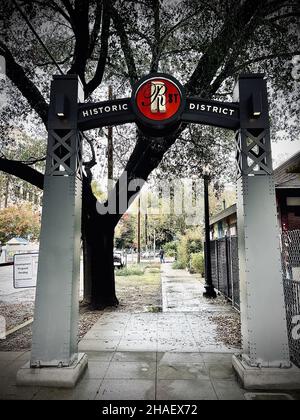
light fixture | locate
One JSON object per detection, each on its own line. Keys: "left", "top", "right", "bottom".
{"left": 202, "top": 163, "right": 212, "bottom": 177}
{"left": 251, "top": 92, "right": 262, "bottom": 119}
{"left": 55, "top": 94, "right": 66, "bottom": 118}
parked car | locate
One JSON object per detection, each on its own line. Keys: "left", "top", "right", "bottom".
{"left": 114, "top": 251, "right": 126, "bottom": 268}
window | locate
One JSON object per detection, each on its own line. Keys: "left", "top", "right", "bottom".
{"left": 287, "top": 197, "right": 300, "bottom": 206}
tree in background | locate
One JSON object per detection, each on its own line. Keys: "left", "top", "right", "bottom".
{"left": 175, "top": 229, "right": 203, "bottom": 269}
{"left": 115, "top": 213, "right": 135, "bottom": 249}
{"left": 0, "top": 0, "right": 299, "bottom": 308}
{"left": 209, "top": 188, "right": 236, "bottom": 217}
{"left": 0, "top": 203, "right": 40, "bottom": 243}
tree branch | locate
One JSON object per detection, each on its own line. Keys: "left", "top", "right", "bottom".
{"left": 0, "top": 158, "right": 44, "bottom": 190}
{"left": 85, "top": 0, "right": 111, "bottom": 97}
{"left": 0, "top": 40, "right": 49, "bottom": 126}
{"left": 60, "top": 0, "right": 75, "bottom": 22}
{"left": 111, "top": 5, "right": 138, "bottom": 86}
{"left": 186, "top": 0, "right": 266, "bottom": 97}
{"left": 150, "top": 0, "right": 161, "bottom": 72}
{"left": 67, "top": 0, "right": 90, "bottom": 83}
{"left": 88, "top": 0, "right": 103, "bottom": 57}
{"left": 82, "top": 134, "right": 97, "bottom": 182}
{"left": 21, "top": 0, "right": 73, "bottom": 25}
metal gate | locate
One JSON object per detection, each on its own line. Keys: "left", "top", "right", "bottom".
{"left": 210, "top": 236, "right": 240, "bottom": 310}
{"left": 210, "top": 231, "right": 300, "bottom": 367}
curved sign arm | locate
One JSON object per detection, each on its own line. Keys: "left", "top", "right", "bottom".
{"left": 78, "top": 98, "right": 135, "bottom": 131}
{"left": 78, "top": 97, "right": 240, "bottom": 132}
{"left": 182, "top": 98, "right": 240, "bottom": 130}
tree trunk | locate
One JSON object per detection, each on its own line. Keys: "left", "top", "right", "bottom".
{"left": 82, "top": 176, "right": 119, "bottom": 309}
{"left": 82, "top": 230, "right": 92, "bottom": 305}
{"left": 89, "top": 217, "right": 119, "bottom": 309}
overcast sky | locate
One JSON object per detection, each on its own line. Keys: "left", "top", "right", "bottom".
{"left": 272, "top": 137, "right": 300, "bottom": 168}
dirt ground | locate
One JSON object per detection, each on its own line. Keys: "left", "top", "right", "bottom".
{"left": 210, "top": 311, "right": 242, "bottom": 349}
{"left": 0, "top": 267, "right": 161, "bottom": 351}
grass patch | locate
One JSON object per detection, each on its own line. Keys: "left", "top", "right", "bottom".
{"left": 115, "top": 270, "right": 162, "bottom": 312}
{"left": 116, "top": 265, "right": 145, "bottom": 276}
{"left": 146, "top": 305, "right": 162, "bottom": 313}
{"left": 147, "top": 268, "right": 161, "bottom": 274}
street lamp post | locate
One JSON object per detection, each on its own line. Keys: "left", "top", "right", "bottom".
{"left": 203, "top": 171, "right": 216, "bottom": 298}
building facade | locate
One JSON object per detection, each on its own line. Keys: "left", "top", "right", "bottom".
{"left": 210, "top": 152, "right": 300, "bottom": 239}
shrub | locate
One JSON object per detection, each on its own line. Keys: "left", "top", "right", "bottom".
{"left": 175, "top": 230, "right": 203, "bottom": 269}
{"left": 190, "top": 253, "right": 205, "bottom": 275}
{"left": 163, "top": 241, "right": 177, "bottom": 257}
{"left": 172, "top": 260, "right": 186, "bottom": 270}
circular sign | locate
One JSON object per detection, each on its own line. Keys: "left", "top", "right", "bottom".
{"left": 131, "top": 73, "right": 185, "bottom": 136}
{"left": 136, "top": 78, "right": 182, "bottom": 121}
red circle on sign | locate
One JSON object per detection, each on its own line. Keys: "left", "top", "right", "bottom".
{"left": 136, "top": 78, "right": 182, "bottom": 121}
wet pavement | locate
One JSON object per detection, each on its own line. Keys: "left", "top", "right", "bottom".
{"left": 2, "top": 264, "right": 295, "bottom": 400}
{"left": 0, "top": 350, "right": 246, "bottom": 400}
{"left": 161, "top": 263, "right": 233, "bottom": 313}
{"left": 0, "top": 350, "right": 299, "bottom": 400}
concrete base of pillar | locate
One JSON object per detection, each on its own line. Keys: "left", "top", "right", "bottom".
{"left": 16, "top": 353, "right": 88, "bottom": 389}
{"left": 233, "top": 355, "right": 300, "bottom": 390}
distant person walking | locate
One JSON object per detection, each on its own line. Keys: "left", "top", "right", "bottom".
{"left": 159, "top": 249, "right": 165, "bottom": 264}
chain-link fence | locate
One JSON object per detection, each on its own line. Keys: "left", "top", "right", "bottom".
{"left": 281, "top": 230, "right": 300, "bottom": 367}
{"left": 210, "top": 232, "right": 300, "bottom": 367}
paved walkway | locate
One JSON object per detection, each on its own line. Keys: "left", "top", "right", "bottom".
{"left": 78, "top": 264, "right": 238, "bottom": 354}
{"left": 1, "top": 264, "right": 297, "bottom": 400}
{"left": 161, "top": 263, "right": 231, "bottom": 313}
{"left": 0, "top": 350, "right": 246, "bottom": 400}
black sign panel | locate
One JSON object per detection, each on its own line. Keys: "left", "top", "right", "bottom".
{"left": 78, "top": 98, "right": 135, "bottom": 131}
{"left": 182, "top": 98, "right": 240, "bottom": 130}
{"left": 77, "top": 74, "right": 241, "bottom": 134}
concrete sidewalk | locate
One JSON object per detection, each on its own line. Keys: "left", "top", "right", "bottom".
{"left": 0, "top": 350, "right": 244, "bottom": 400}
{"left": 0, "top": 264, "right": 298, "bottom": 400}
{"left": 161, "top": 263, "right": 232, "bottom": 313}
{"left": 1, "top": 350, "right": 299, "bottom": 400}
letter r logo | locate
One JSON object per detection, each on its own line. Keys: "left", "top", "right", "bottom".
{"left": 151, "top": 81, "right": 166, "bottom": 114}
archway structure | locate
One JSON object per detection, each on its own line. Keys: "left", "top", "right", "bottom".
{"left": 17, "top": 73, "right": 300, "bottom": 390}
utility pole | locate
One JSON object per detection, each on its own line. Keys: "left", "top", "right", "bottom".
{"left": 153, "top": 229, "right": 156, "bottom": 261}
{"left": 145, "top": 211, "right": 148, "bottom": 253}
{"left": 137, "top": 196, "right": 141, "bottom": 264}
{"left": 107, "top": 86, "right": 113, "bottom": 191}
{"left": 4, "top": 175, "right": 9, "bottom": 208}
